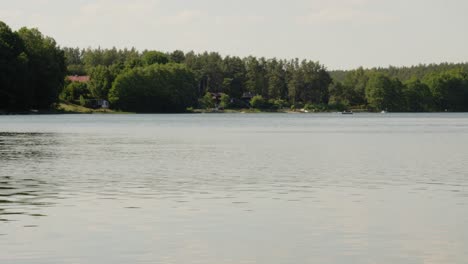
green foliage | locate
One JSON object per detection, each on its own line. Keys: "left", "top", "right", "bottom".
{"left": 79, "top": 95, "right": 86, "bottom": 106}
{"left": 170, "top": 50, "right": 185, "bottom": 63}
{"left": 403, "top": 78, "right": 433, "bottom": 112}
{"left": 365, "top": 73, "right": 404, "bottom": 111}
{"left": 88, "top": 65, "right": 115, "bottom": 99}
{"left": 221, "top": 56, "right": 246, "bottom": 98}
{"left": 0, "top": 21, "right": 66, "bottom": 110}
{"left": 60, "top": 82, "right": 89, "bottom": 102}
{"left": 0, "top": 21, "right": 29, "bottom": 109}
{"left": 219, "top": 93, "right": 230, "bottom": 109}
{"left": 267, "top": 59, "right": 287, "bottom": 100}
{"left": 423, "top": 69, "right": 468, "bottom": 111}
{"left": 245, "top": 57, "right": 268, "bottom": 97}
{"left": 199, "top": 92, "right": 215, "bottom": 109}
{"left": 341, "top": 67, "right": 369, "bottom": 105}
{"left": 250, "top": 95, "right": 267, "bottom": 109}
{"left": 5, "top": 19, "right": 466, "bottom": 112}
{"left": 286, "top": 60, "right": 332, "bottom": 105}
{"left": 328, "top": 82, "right": 349, "bottom": 106}
{"left": 331, "top": 64, "right": 468, "bottom": 112}
{"left": 141, "top": 50, "right": 169, "bottom": 66}
{"left": 185, "top": 51, "right": 224, "bottom": 95}
{"left": 18, "top": 27, "right": 66, "bottom": 109}
{"left": 272, "top": 99, "right": 289, "bottom": 109}
{"left": 109, "top": 63, "right": 197, "bottom": 112}
{"left": 304, "top": 103, "right": 329, "bottom": 112}
{"left": 330, "top": 63, "right": 468, "bottom": 83}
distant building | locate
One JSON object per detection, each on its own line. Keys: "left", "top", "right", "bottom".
{"left": 241, "top": 92, "right": 254, "bottom": 100}
{"left": 67, "top": 75, "right": 90, "bottom": 83}
{"left": 241, "top": 92, "right": 255, "bottom": 104}
{"left": 88, "top": 99, "right": 110, "bottom": 109}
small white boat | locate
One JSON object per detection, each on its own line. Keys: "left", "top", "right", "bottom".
{"left": 381, "top": 110, "right": 388, "bottom": 114}
{"left": 342, "top": 110, "right": 353, "bottom": 115}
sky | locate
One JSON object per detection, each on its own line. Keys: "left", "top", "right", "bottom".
{"left": 1, "top": 0, "right": 468, "bottom": 70}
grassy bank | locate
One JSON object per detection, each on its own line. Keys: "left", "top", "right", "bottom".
{"left": 56, "top": 102, "right": 117, "bottom": 114}
{"left": 1, "top": 102, "right": 131, "bottom": 115}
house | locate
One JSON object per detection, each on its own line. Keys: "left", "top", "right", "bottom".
{"left": 241, "top": 92, "right": 254, "bottom": 100}
{"left": 241, "top": 92, "right": 255, "bottom": 104}
{"left": 66, "top": 76, "right": 109, "bottom": 109}
{"left": 67, "top": 75, "right": 90, "bottom": 83}
{"left": 88, "top": 99, "right": 110, "bottom": 109}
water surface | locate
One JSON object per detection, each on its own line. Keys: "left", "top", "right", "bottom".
{"left": 1, "top": 113, "right": 468, "bottom": 264}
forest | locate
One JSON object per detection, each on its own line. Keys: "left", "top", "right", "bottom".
{"left": 2, "top": 20, "right": 468, "bottom": 113}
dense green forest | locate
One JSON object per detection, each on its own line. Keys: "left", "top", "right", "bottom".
{"left": 0, "top": 21, "right": 66, "bottom": 110}
{"left": 2, "top": 20, "right": 468, "bottom": 112}
{"left": 62, "top": 46, "right": 332, "bottom": 112}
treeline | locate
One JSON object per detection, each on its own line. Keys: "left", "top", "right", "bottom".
{"left": 331, "top": 63, "right": 468, "bottom": 83}
{"left": 63, "top": 47, "right": 332, "bottom": 112}
{"left": 0, "top": 21, "right": 66, "bottom": 110}
{"left": 66, "top": 46, "right": 468, "bottom": 112}
{"left": 330, "top": 67, "right": 468, "bottom": 111}
{"left": 3, "top": 20, "right": 468, "bottom": 112}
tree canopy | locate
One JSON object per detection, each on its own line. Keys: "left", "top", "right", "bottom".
{"left": 0, "top": 21, "right": 65, "bottom": 110}
{"left": 3, "top": 20, "right": 468, "bottom": 113}
{"left": 109, "top": 63, "right": 197, "bottom": 113}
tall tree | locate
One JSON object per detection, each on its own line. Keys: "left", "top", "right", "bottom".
{"left": 424, "top": 69, "right": 468, "bottom": 111}
{"left": 141, "top": 50, "right": 169, "bottom": 65}
{"left": 0, "top": 21, "right": 29, "bottom": 109}
{"left": 266, "top": 59, "right": 287, "bottom": 99}
{"left": 88, "top": 65, "right": 114, "bottom": 99}
{"left": 109, "top": 63, "right": 197, "bottom": 112}
{"left": 169, "top": 50, "right": 185, "bottom": 64}
{"left": 17, "top": 27, "right": 66, "bottom": 109}
{"left": 403, "top": 78, "right": 433, "bottom": 112}
{"left": 221, "top": 56, "right": 246, "bottom": 98}
{"left": 365, "top": 73, "right": 404, "bottom": 111}
{"left": 244, "top": 56, "right": 268, "bottom": 97}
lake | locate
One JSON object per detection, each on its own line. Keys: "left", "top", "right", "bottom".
{"left": 1, "top": 113, "right": 468, "bottom": 264}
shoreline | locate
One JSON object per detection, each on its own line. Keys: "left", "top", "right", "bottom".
{"left": 1, "top": 104, "right": 462, "bottom": 115}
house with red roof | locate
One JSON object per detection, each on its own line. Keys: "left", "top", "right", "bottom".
{"left": 66, "top": 75, "right": 90, "bottom": 83}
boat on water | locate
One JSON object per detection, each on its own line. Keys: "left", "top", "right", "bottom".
{"left": 342, "top": 110, "right": 353, "bottom": 115}
{"left": 381, "top": 110, "right": 388, "bottom": 114}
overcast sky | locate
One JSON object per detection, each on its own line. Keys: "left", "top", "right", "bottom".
{"left": 1, "top": 0, "right": 467, "bottom": 69}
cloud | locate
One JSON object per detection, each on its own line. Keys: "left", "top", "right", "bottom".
{"left": 297, "top": 8, "right": 396, "bottom": 24}
{"left": 72, "top": 0, "right": 161, "bottom": 29}
{"left": 213, "top": 15, "right": 266, "bottom": 26}
{"left": 296, "top": 0, "right": 396, "bottom": 25}
{"left": 160, "top": 10, "right": 203, "bottom": 25}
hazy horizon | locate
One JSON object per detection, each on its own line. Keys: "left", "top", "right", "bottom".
{"left": 2, "top": 0, "right": 468, "bottom": 70}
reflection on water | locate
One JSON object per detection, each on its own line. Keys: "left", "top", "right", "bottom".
{"left": 0, "top": 133, "right": 59, "bottom": 224}
{"left": 0, "top": 176, "right": 55, "bottom": 222}
{"left": 0, "top": 114, "right": 468, "bottom": 264}
{"left": 0, "top": 132, "right": 58, "bottom": 161}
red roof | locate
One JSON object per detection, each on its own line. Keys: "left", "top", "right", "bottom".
{"left": 67, "top": 75, "right": 90, "bottom": 83}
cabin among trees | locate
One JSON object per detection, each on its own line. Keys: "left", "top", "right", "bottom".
{"left": 64, "top": 75, "right": 110, "bottom": 109}
{"left": 66, "top": 75, "right": 90, "bottom": 83}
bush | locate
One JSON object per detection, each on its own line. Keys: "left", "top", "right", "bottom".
{"left": 271, "top": 99, "right": 289, "bottom": 109}
{"left": 109, "top": 63, "right": 197, "bottom": 113}
{"left": 60, "top": 82, "right": 89, "bottom": 102}
{"left": 304, "top": 103, "right": 329, "bottom": 112}
{"left": 229, "top": 98, "right": 250, "bottom": 109}
{"left": 250, "top": 95, "right": 266, "bottom": 109}
{"left": 79, "top": 95, "right": 86, "bottom": 106}
{"left": 199, "top": 92, "right": 214, "bottom": 109}
{"left": 219, "top": 93, "right": 230, "bottom": 109}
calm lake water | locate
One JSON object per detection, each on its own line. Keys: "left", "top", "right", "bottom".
{"left": 1, "top": 113, "right": 468, "bottom": 264}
